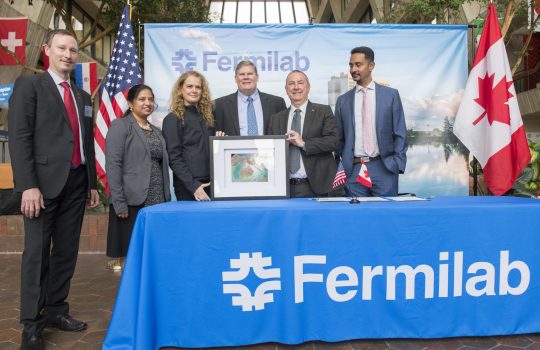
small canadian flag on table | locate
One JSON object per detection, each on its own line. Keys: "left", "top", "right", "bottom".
{"left": 356, "top": 160, "right": 373, "bottom": 188}
{"left": 453, "top": 3, "right": 530, "bottom": 196}
{"left": 0, "top": 17, "right": 27, "bottom": 65}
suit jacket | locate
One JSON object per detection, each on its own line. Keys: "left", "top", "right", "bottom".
{"left": 162, "top": 106, "right": 214, "bottom": 194}
{"left": 105, "top": 114, "right": 171, "bottom": 213}
{"left": 8, "top": 72, "right": 97, "bottom": 198}
{"left": 213, "top": 90, "right": 286, "bottom": 136}
{"left": 335, "top": 83, "right": 407, "bottom": 178}
{"left": 268, "top": 101, "right": 339, "bottom": 195}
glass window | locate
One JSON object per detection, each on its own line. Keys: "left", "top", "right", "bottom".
{"left": 83, "top": 16, "right": 92, "bottom": 40}
{"left": 266, "top": 1, "right": 280, "bottom": 23}
{"left": 280, "top": 1, "right": 295, "bottom": 23}
{"left": 71, "top": 7, "right": 83, "bottom": 40}
{"left": 252, "top": 1, "right": 266, "bottom": 23}
{"left": 222, "top": 1, "right": 237, "bottom": 23}
{"left": 103, "top": 35, "right": 111, "bottom": 65}
{"left": 293, "top": 1, "right": 310, "bottom": 23}
{"left": 95, "top": 29, "right": 103, "bottom": 62}
{"left": 209, "top": 1, "right": 223, "bottom": 23}
{"left": 237, "top": 1, "right": 251, "bottom": 23}
{"left": 208, "top": 0, "right": 310, "bottom": 24}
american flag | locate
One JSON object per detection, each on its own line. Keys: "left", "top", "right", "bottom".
{"left": 332, "top": 160, "right": 348, "bottom": 189}
{"left": 94, "top": 5, "right": 142, "bottom": 192}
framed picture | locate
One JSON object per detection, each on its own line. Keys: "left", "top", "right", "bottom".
{"left": 210, "top": 136, "right": 289, "bottom": 200}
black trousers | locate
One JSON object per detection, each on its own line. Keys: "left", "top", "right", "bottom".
{"left": 174, "top": 180, "right": 211, "bottom": 201}
{"left": 290, "top": 181, "right": 317, "bottom": 198}
{"left": 20, "top": 166, "right": 87, "bottom": 333}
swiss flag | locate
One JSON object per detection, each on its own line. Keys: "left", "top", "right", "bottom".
{"left": 454, "top": 3, "right": 530, "bottom": 196}
{"left": 0, "top": 17, "right": 27, "bottom": 65}
{"left": 356, "top": 160, "right": 373, "bottom": 188}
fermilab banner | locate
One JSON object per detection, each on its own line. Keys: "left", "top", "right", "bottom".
{"left": 144, "top": 24, "right": 469, "bottom": 196}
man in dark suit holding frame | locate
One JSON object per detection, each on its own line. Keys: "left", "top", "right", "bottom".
{"left": 8, "top": 29, "right": 99, "bottom": 350}
{"left": 214, "top": 60, "right": 286, "bottom": 136}
{"left": 269, "top": 70, "right": 339, "bottom": 198}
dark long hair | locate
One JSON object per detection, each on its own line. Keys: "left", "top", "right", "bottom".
{"left": 123, "top": 84, "right": 155, "bottom": 117}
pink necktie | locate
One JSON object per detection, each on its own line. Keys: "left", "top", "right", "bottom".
{"left": 60, "top": 82, "right": 81, "bottom": 168}
{"left": 362, "top": 87, "right": 374, "bottom": 155}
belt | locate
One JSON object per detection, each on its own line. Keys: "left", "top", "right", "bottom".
{"left": 290, "top": 178, "right": 309, "bottom": 185}
{"left": 353, "top": 155, "right": 381, "bottom": 164}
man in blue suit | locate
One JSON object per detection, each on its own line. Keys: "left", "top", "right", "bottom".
{"left": 335, "top": 46, "right": 407, "bottom": 196}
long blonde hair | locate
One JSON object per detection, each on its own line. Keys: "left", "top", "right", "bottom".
{"left": 169, "top": 70, "right": 214, "bottom": 127}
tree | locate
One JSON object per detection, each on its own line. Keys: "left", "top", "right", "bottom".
{"left": 44, "top": 0, "right": 210, "bottom": 57}
{"left": 379, "top": 0, "right": 539, "bottom": 86}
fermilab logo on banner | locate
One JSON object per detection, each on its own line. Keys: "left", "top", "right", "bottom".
{"left": 223, "top": 251, "right": 531, "bottom": 312}
{"left": 172, "top": 48, "right": 310, "bottom": 74}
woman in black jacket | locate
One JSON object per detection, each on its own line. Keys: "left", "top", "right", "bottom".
{"left": 162, "top": 71, "right": 219, "bottom": 201}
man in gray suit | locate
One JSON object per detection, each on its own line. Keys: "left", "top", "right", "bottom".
{"left": 214, "top": 60, "right": 286, "bottom": 136}
{"left": 335, "top": 46, "right": 407, "bottom": 197}
{"left": 269, "top": 70, "right": 339, "bottom": 198}
{"left": 8, "top": 30, "right": 99, "bottom": 350}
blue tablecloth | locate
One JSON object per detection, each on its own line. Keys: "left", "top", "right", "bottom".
{"left": 103, "top": 196, "right": 540, "bottom": 350}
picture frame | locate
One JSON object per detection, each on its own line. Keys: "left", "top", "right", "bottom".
{"left": 210, "top": 136, "right": 289, "bottom": 200}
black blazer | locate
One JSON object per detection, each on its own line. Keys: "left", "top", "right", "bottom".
{"left": 268, "top": 101, "right": 339, "bottom": 195}
{"left": 213, "top": 90, "right": 286, "bottom": 136}
{"left": 162, "top": 106, "right": 214, "bottom": 194}
{"left": 8, "top": 72, "right": 97, "bottom": 198}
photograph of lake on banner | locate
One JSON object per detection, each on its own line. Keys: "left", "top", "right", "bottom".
{"left": 399, "top": 122, "right": 469, "bottom": 196}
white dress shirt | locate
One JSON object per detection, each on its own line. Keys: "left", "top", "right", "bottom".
{"left": 237, "top": 90, "right": 264, "bottom": 136}
{"left": 49, "top": 69, "right": 86, "bottom": 164}
{"left": 287, "top": 100, "right": 308, "bottom": 179}
{"left": 354, "top": 80, "right": 379, "bottom": 157}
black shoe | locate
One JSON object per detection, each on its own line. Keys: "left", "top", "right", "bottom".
{"left": 46, "top": 314, "right": 87, "bottom": 332}
{"left": 20, "top": 331, "right": 43, "bottom": 350}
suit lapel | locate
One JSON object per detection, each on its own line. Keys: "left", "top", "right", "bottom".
{"left": 347, "top": 88, "right": 356, "bottom": 130}
{"left": 374, "top": 83, "right": 382, "bottom": 136}
{"left": 42, "top": 73, "right": 70, "bottom": 126}
{"left": 302, "top": 101, "right": 314, "bottom": 138}
{"left": 128, "top": 114, "right": 150, "bottom": 156}
{"left": 260, "top": 91, "right": 270, "bottom": 133}
{"left": 72, "top": 84, "right": 86, "bottom": 140}
{"left": 281, "top": 108, "right": 290, "bottom": 134}
{"left": 230, "top": 93, "right": 240, "bottom": 135}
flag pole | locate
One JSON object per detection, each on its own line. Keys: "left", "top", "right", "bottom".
{"left": 469, "top": 21, "right": 479, "bottom": 196}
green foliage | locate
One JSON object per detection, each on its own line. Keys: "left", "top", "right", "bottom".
{"left": 101, "top": 0, "right": 210, "bottom": 29}
{"left": 470, "top": 140, "right": 540, "bottom": 197}
{"left": 510, "top": 140, "right": 540, "bottom": 198}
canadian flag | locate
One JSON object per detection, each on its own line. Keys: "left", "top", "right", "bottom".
{"left": 356, "top": 160, "right": 373, "bottom": 188}
{"left": 454, "top": 3, "right": 530, "bottom": 196}
{"left": 0, "top": 17, "right": 27, "bottom": 65}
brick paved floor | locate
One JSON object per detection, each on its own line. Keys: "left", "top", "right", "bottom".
{"left": 1, "top": 254, "right": 539, "bottom": 350}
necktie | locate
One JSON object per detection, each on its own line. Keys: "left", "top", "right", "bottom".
{"left": 60, "top": 82, "right": 81, "bottom": 168}
{"left": 246, "top": 96, "right": 258, "bottom": 136}
{"left": 290, "top": 109, "right": 302, "bottom": 174}
{"left": 362, "top": 87, "right": 374, "bottom": 155}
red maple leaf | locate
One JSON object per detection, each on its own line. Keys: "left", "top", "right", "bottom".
{"left": 472, "top": 73, "right": 513, "bottom": 126}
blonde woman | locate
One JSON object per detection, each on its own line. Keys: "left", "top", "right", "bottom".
{"left": 162, "top": 71, "right": 220, "bottom": 201}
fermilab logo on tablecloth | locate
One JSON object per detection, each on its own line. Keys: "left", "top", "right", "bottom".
{"left": 223, "top": 251, "right": 530, "bottom": 312}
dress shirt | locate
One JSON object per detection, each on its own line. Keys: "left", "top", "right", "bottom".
{"left": 287, "top": 101, "right": 308, "bottom": 179}
{"left": 49, "top": 69, "right": 86, "bottom": 165}
{"left": 354, "top": 80, "right": 379, "bottom": 158}
{"left": 237, "top": 90, "right": 264, "bottom": 136}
